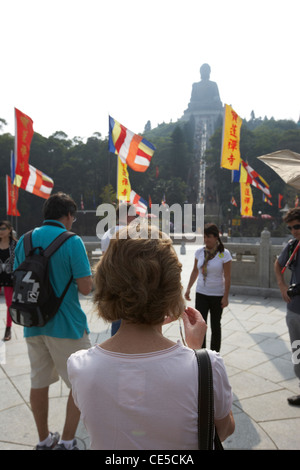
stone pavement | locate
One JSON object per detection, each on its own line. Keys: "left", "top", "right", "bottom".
{"left": 1, "top": 244, "right": 300, "bottom": 450}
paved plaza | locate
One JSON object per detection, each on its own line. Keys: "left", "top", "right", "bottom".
{"left": 1, "top": 244, "right": 300, "bottom": 450}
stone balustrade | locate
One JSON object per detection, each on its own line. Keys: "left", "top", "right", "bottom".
{"left": 83, "top": 229, "right": 291, "bottom": 298}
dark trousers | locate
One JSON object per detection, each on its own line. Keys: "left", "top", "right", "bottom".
{"left": 196, "top": 292, "right": 223, "bottom": 352}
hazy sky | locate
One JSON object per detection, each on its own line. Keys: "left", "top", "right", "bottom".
{"left": 1, "top": 0, "right": 299, "bottom": 141}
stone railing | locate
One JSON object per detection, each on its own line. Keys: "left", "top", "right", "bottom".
{"left": 84, "top": 241, "right": 101, "bottom": 268}
{"left": 83, "top": 229, "right": 290, "bottom": 298}
{"left": 223, "top": 228, "right": 289, "bottom": 297}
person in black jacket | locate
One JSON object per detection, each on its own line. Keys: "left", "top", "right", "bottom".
{"left": 0, "top": 220, "right": 17, "bottom": 341}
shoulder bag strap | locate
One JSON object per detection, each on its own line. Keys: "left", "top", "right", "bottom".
{"left": 194, "top": 349, "right": 214, "bottom": 450}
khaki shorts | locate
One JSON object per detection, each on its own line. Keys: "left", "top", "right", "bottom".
{"left": 26, "top": 332, "right": 91, "bottom": 389}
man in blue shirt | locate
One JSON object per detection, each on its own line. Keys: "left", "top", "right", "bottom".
{"left": 14, "top": 192, "right": 93, "bottom": 450}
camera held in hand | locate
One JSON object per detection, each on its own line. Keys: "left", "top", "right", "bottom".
{"left": 287, "top": 284, "right": 300, "bottom": 297}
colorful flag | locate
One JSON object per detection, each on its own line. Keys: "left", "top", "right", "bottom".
{"left": 109, "top": 116, "right": 156, "bottom": 172}
{"left": 6, "top": 175, "right": 20, "bottom": 216}
{"left": 231, "top": 196, "right": 237, "bottom": 207}
{"left": 232, "top": 163, "right": 252, "bottom": 184}
{"left": 240, "top": 183, "right": 253, "bottom": 216}
{"left": 117, "top": 157, "right": 131, "bottom": 201}
{"left": 262, "top": 194, "right": 273, "bottom": 206}
{"left": 220, "top": 104, "right": 242, "bottom": 170}
{"left": 14, "top": 164, "right": 54, "bottom": 199}
{"left": 14, "top": 108, "right": 34, "bottom": 178}
{"left": 278, "top": 194, "right": 283, "bottom": 209}
{"left": 241, "top": 160, "right": 271, "bottom": 197}
{"left": 130, "top": 190, "right": 148, "bottom": 217}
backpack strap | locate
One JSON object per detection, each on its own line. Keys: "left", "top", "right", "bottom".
{"left": 44, "top": 231, "right": 76, "bottom": 258}
{"left": 23, "top": 225, "right": 76, "bottom": 258}
{"left": 23, "top": 230, "right": 34, "bottom": 257}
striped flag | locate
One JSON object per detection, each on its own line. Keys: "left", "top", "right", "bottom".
{"left": 233, "top": 160, "right": 271, "bottom": 198}
{"left": 232, "top": 163, "right": 252, "bottom": 184}
{"left": 231, "top": 196, "right": 237, "bottom": 207}
{"left": 14, "top": 164, "right": 54, "bottom": 199}
{"left": 262, "top": 194, "right": 273, "bottom": 206}
{"left": 242, "top": 160, "right": 271, "bottom": 197}
{"left": 130, "top": 190, "right": 148, "bottom": 216}
{"left": 109, "top": 116, "right": 155, "bottom": 172}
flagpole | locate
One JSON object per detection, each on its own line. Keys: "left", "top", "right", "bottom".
{"left": 117, "top": 156, "right": 119, "bottom": 201}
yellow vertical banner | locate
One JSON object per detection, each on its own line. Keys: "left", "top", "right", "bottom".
{"left": 240, "top": 182, "right": 253, "bottom": 216}
{"left": 220, "top": 104, "right": 242, "bottom": 170}
{"left": 117, "top": 156, "right": 131, "bottom": 201}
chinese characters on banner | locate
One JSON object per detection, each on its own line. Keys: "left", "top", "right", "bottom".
{"left": 14, "top": 108, "right": 34, "bottom": 179}
{"left": 6, "top": 175, "right": 20, "bottom": 216}
{"left": 240, "top": 182, "right": 253, "bottom": 216}
{"left": 117, "top": 157, "right": 131, "bottom": 201}
{"left": 220, "top": 104, "right": 242, "bottom": 170}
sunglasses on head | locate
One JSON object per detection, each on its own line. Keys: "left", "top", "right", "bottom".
{"left": 287, "top": 224, "right": 300, "bottom": 231}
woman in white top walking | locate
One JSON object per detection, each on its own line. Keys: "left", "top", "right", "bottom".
{"left": 185, "top": 223, "right": 232, "bottom": 352}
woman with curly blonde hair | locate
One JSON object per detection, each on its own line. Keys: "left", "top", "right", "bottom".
{"left": 68, "top": 225, "right": 234, "bottom": 450}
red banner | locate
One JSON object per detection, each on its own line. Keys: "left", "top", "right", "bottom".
{"left": 14, "top": 108, "right": 34, "bottom": 179}
{"left": 6, "top": 175, "right": 20, "bottom": 216}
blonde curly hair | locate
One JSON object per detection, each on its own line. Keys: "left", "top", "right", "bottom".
{"left": 94, "top": 225, "right": 185, "bottom": 325}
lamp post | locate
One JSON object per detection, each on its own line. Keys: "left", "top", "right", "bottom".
{"left": 228, "top": 208, "right": 232, "bottom": 239}
{"left": 258, "top": 210, "right": 262, "bottom": 236}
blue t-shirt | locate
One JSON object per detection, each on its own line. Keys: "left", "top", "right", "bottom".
{"left": 14, "top": 220, "right": 92, "bottom": 339}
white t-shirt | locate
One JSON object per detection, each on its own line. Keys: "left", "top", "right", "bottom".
{"left": 68, "top": 342, "right": 232, "bottom": 450}
{"left": 195, "top": 247, "right": 232, "bottom": 296}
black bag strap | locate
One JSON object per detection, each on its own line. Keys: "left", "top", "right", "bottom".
{"left": 43, "top": 231, "right": 75, "bottom": 258}
{"left": 23, "top": 230, "right": 34, "bottom": 257}
{"left": 194, "top": 349, "right": 224, "bottom": 450}
{"left": 23, "top": 224, "right": 76, "bottom": 259}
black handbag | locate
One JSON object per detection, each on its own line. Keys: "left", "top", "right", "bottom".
{"left": 194, "top": 349, "right": 224, "bottom": 450}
